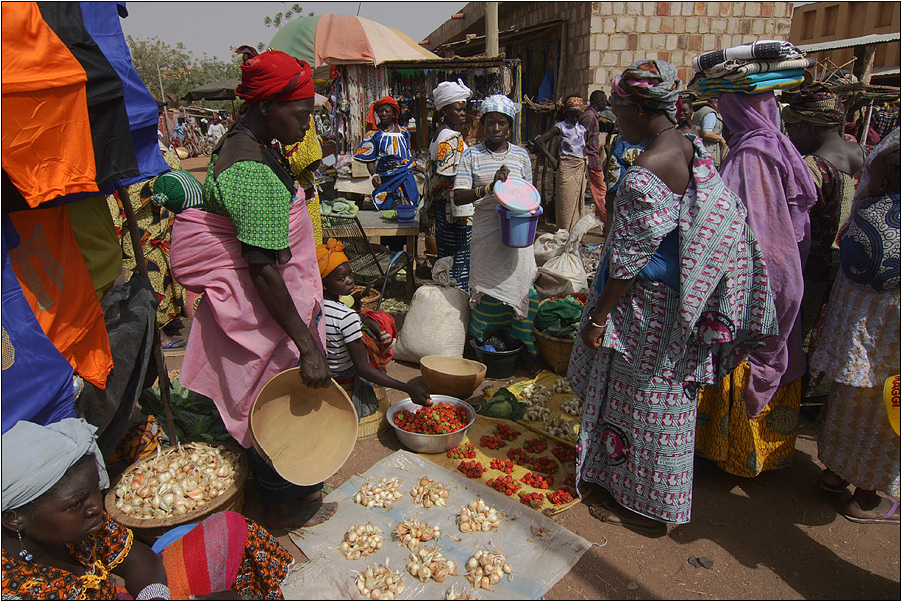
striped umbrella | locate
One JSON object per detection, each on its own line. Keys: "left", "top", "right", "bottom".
{"left": 269, "top": 14, "right": 439, "bottom": 66}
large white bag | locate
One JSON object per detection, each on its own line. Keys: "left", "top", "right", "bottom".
{"left": 533, "top": 214, "right": 601, "bottom": 299}
{"left": 533, "top": 229, "right": 570, "bottom": 266}
{"left": 393, "top": 258, "right": 470, "bottom": 363}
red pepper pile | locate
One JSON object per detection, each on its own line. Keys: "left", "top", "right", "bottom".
{"left": 531, "top": 456, "right": 558, "bottom": 474}
{"left": 547, "top": 489, "right": 574, "bottom": 505}
{"left": 490, "top": 458, "right": 514, "bottom": 474}
{"left": 494, "top": 424, "right": 521, "bottom": 441}
{"left": 520, "top": 472, "right": 554, "bottom": 489}
{"left": 563, "top": 473, "right": 576, "bottom": 488}
{"left": 486, "top": 475, "right": 521, "bottom": 495}
{"left": 551, "top": 444, "right": 576, "bottom": 464}
{"left": 394, "top": 402, "right": 469, "bottom": 434}
{"left": 507, "top": 448, "right": 533, "bottom": 466}
{"left": 457, "top": 460, "right": 486, "bottom": 478}
{"left": 446, "top": 442, "right": 477, "bottom": 459}
{"left": 479, "top": 434, "right": 506, "bottom": 450}
{"left": 523, "top": 437, "right": 547, "bottom": 453}
{"left": 518, "top": 491, "right": 545, "bottom": 509}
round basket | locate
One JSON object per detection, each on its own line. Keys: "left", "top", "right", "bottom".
{"left": 353, "top": 285, "right": 382, "bottom": 311}
{"left": 104, "top": 441, "right": 249, "bottom": 545}
{"left": 532, "top": 327, "right": 575, "bottom": 375}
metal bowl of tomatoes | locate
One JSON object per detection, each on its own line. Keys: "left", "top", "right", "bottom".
{"left": 386, "top": 396, "right": 477, "bottom": 454}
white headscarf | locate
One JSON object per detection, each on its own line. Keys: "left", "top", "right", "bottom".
{"left": 2, "top": 418, "right": 109, "bottom": 511}
{"left": 478, "top": 95, "right": 521, "bottom": 120}
{"left": 433, "top": 78, "right": 472, "bottom": 111}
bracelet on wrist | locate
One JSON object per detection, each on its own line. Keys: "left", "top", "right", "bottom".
{"left": 136, "top": 583, "right": 171, "bottom": 601}
{"left": 589, "top": 319, "right": 605, "bottom": 329}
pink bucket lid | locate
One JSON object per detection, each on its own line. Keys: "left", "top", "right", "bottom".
{"left": 493, "top": 176, "right": 541, "bottom": 213}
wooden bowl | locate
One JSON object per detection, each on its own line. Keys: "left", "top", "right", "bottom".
{"left": 104, "top": 441, "right": 248, "bottom": 545}
{"left": 420, "top": 355, "right": 487, "bottom": 399}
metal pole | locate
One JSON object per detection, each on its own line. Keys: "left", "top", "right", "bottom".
{"left": 116, "top": 186, "right": 178, "bottom": 446}
{"left": 485, "top": 2, "right": 499, "bottom": 58}
{"left": 861, "top": 100, "right": 875, "bottom": 144}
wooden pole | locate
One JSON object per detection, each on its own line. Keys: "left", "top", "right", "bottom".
{"left": 485, "top": 2, "right": 499, "bottom": 58}
{"left": 116, "top": 185, "right": 178, "bottom": 446}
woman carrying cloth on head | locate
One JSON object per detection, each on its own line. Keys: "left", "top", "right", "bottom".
{"left": 535, "top": 95, "right": 589, "bottom": 231}
{"left": 453, "top": 95, "right": 541, "bottom": 358}
{"left": 170, "top": 47, "right": 335, "bottom": 530}
{"left": 695, "top": 91, "right": 818, "bottom": 478}
{"left": 1, "top": 418, "right": 294, "bottom": 600}
{"left": 425, "top": 79, "right": 473, "bottom": 290}
{"left": 568, "top": 60, "right": 777, "bottom": 532}
{"left": 354, "top": 96, "right": 425, "bottom": 210}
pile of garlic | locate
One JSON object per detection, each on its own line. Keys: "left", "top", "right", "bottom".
{"left": 406, "top": 545, "right": 456, "bottom": 583}
{"left": 410, "top": 476, "right": 450, "bottom": 508}
{"left": 560, "top": 395, "right": 583, "bottom": 416}
{"left": 523, "top": 405, "right": 551, "bottom": 423}
{"left": 114, "top": 443, "right": 238, "bottom": 519}
{"left": 338, "top": 523, "right": 383, "bottom": 560}
{"left": 393, "top": 517, "right": 441, "bottom": 551}
{"left": 464, "top": 550, "right": 513, "bottom": 590}
{"left": 456, "top": 498, "right": 501, "bottom": 533}
{"left": 519, "top": 383, "right": 551, "bottom": 407}
{"left": 545, "top": 416, "right": 578, "bottom": 442}
{"left": 552, "top": 378, "right": 573, "bottom": 394}
{"left": 444, "top": 584, "right": 479, "bottom": 600}
{"left": 355, "top": 562, "right": 404, "bottom": 600}
{"left": 354, "top": 477, "right": 404, "bottom": 509}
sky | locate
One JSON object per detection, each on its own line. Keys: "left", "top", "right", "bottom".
{"left": 120, "top": 1, "right": 466, "bottom": 62}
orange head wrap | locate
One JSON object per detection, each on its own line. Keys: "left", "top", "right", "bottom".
{"left": 317, "top": 238, "right": 350, "bottom": 278}
{"left": 234, "top": 46, "right": 314, "bottom": 104}
{"left": 365, "top": 96, "right": 401, "bottom": 131}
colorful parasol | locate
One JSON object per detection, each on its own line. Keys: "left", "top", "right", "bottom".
{"left": 268, "top": 14, "right": 439, "bottom": 67}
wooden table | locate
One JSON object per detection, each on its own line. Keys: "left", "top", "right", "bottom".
{"left": 323, "top": 210, "right": 419, "bottom": 295}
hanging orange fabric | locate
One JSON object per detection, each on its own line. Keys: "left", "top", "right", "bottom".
{"left": 9, "top": 206, "right": 113, "bottom": 388}
{"left": 1, "top": 2, "right": 98, "bottom": 207}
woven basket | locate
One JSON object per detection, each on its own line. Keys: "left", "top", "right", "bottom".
{"left": 104, "top": 441, "right": 249, "bottom": 545}
{"left": 353, "top": 285, "right": 382, "bottom": 311}
{"left": 339, "top": 382, "right": 393, "bottom": 438}
{"left": 532, "top": 327, "right": 575, "bottom": 375}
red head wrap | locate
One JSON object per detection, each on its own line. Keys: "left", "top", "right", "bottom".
{"left": 234, "top": 46, "right": 314, "bottom": 104}
{"left": 365, "top": 96, "right": 401, "bottom": 131}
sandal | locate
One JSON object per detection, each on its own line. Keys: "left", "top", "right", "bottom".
{"left": 588, "top": 500, "right": 667, "bottom": 535}
{"left": 841, "top": 499, "right": 900, "bottom": 525}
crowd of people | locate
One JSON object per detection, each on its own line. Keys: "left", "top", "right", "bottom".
{"left": 2, "top": 32, "right": 898, "bottom": 599}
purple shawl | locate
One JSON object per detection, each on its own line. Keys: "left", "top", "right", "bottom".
{"left": 718, "top": 92, "right": 817, "bottom": 418}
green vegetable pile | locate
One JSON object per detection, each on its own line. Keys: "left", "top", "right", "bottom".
{"left": 139, "top": 379, "right": 230, "bottom": 444}
{"left": 474, "top": 388, "right": 526, "bottom": 421}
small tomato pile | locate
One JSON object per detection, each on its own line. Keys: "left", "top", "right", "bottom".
{"left": 518, "top": 491, "right": 545, "bottom": 509}
{"left": 457, "top": 460, "right": 486, "bottom": 478}
{"left": 494, "top": 424, "right": 521, "bottom": 441}
{"left": 507, "top": 448, "right": 533, "bottom": 466}
{"left": 531, "top": 456, "right": 558, "bottom": 474}
{"left": 523, "top": 437, "right": 547, "bottom": 453}
{"left": 563, "top": 473, "right": 576, "bottom": 488}
{"left": 479, "top": 435, "right": 505, "bottom": 450}
{"left": 489, "top": 458, "right": 514, "bottom": 474}
{"left": 551, "top": 444, "right": 576, "bottom": 464}
{"left": 486, "top": 475, "right": 521, "bottom": 496}
{"left": 446, "top": 442, "right": 476, "bottom": 459}
{"left": 547, "top": 489, "right": 574, "bottom": 505}
{"left": 394, "top": 402, "right": 470, "bottom": 434}
{"left": 520, "top": 472, "right": 554, "bottom": 489}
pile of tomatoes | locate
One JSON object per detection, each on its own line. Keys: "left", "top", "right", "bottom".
{"left": 494, "top": 424, "right": 521, "bottom": 441}
{"left": 523, "top": 437, "right": 547, "bottom": 453}
{"left": 446, "top": 442, "right": 477, "bottom": 459}
{"left": 551, "top": 444, "right": 576, "bottom": 464}
{"left": 394, "top": 402, "right": 469, "bottom": 434}
{"left": 479, "top": 435, "right": 506, "bottom": 450}
{"left": 457, "top": 460, "right": 486, "bottom": 478}
{"left": 490, "top": 458, "right": 514, "bottom": 474}
{"left": 531, "top": 456, "right": 558, "bottom": 474}
{"left": 486, "top": 475, "right": 521, "bottom": 496}
{"left": 520, "top": 472, "right": 554, "bottom": 489}
{"left": 547, "top": 489, "right": 574, "bottom": 505}
{"left": 518, "top": 492, "right": 545, "bottom": 509}
{"left": 506, "top": 448, "right": 533, "bottom": 466}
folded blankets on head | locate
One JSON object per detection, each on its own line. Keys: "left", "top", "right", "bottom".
{"left": 695, "top": 69, "right": 806, "bottom": 96}
{"left": 715, "top": 57, "right": 815, "bottom": 80}
{"left": 693, "top": 40, "right": 804, "bottom": 74}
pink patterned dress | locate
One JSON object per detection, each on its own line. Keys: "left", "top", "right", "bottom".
{"left": 568, "top": 136, "right": 778, "bottom": 524}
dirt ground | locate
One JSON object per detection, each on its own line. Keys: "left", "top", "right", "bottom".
{"left": 172, "top": 154, "right": 900, "bottom": 600}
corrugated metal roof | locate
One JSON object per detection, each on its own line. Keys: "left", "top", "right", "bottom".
{"left": 798, "top": 32, "right": 901, "bottom": 52}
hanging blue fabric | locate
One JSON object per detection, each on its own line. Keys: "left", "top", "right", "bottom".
{"left": 537, "top": 67, "right": 554, "bottom": 103}
{"left": 595, "top": 227, "right": 680, "bottom": 293}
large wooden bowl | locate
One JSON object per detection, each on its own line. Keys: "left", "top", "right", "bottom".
{"left": 420, "top": 355, "right": 487, "bottom": 399}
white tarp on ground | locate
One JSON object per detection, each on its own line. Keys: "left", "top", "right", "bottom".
{"left": 283, "top": 450, "right": 591, "bottom": 600}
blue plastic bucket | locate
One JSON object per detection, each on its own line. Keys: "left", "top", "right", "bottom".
{"left": 496, "top": 204, "right": 543, "bottom": 248}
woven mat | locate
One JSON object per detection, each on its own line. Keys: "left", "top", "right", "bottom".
{"left": 504, "top": 370, "right": 583, "bottom": 446}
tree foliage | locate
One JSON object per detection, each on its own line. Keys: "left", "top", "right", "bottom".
{"left": 258, "top": 4, "right": 314, "bottom": 53}
{"left": 126, "top": 35, "right": 241, "bottom": 108}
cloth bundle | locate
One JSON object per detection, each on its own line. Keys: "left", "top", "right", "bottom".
{"left": 692, "top": 41, "right": 809, "bottom": 99}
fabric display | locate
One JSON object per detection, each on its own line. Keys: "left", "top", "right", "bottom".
{"left": 693, "top": 40, "right": 804, "bottom": 75}
{"left": 691, "top": 41, "right": 809, "bottom": 99}
{"left": 695, "top": 69, "right": 807, "bottom": 96}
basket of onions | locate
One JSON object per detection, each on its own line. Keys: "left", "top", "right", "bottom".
{"left": 104, "top": 441, "right": 249, "bottom": 544}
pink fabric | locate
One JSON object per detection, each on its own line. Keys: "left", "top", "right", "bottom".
{"left": 170, "top": 203, "right": 325, "bottom": 447}
{"left": 719, "top": 92, "right": 817, "bottom": 418}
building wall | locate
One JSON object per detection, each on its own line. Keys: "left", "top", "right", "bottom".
{"left": 789, "top": 2, "right": 900, "bottom": 72}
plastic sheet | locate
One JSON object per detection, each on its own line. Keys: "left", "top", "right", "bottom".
{"left": 284, "top": 450, "right": 591, "bottom": 600}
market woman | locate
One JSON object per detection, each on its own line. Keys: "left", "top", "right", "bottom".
{"left": 425, "top": 79, "right": 473, "bottom": 289}
{"left": 170, "top": 47, "right": 335, "bottom": 530}
{"left": 454, "top": 95, "right": 541, "bottom": 358}
{"left": 354, "top": 96, "right": 424, "bottom": 210}
{"left": 535, "top": 95, "right": 589, "bottom": 231}
{"left": 568, "top": 60, "right": 777, "bottom": 532}
{"left": 1, "top": 418, "right": 293, "bottom": 600}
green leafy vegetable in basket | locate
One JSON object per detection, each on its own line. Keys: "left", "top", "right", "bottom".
{"left": 139, "top": 379, "right": 230, "bottom": 444}
{"left": 475, "top": 387, "right": 527, "bottom": 421}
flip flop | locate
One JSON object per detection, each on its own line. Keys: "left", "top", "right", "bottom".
{"left": 162, "top": 338, "right": 187, "bottom": 350}
{"left": 842, "top": 499, "right": 901, "bottom": 525}
{"left": 817, "top": 476, "right": 850, "bottom": 494}
{"left": 589, "top": 500, "right": 667, "bottom": 535}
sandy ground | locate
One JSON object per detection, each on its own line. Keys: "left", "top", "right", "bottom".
{"left": 170, "top": 154, "right": 900, "bottom": 600}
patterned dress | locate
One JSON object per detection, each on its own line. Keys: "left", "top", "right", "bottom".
{"left": 427, "top": 128, "right": 470, "bottom": 289}
{"left": 353, "top": 127, "right": 418, "bottom": 210}
{"left": 286, "top": 116, "right": 324, "bottom": 246}
{"left": 569, "top": 136, "right": 777, "bottom": 524}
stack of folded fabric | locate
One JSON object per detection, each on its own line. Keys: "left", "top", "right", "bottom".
{"left": 691, "top": 40, "right": 814, "bottom": 98}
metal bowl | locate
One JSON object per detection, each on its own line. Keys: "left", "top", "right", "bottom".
{"left": 386, "top": 395, "right": 477, "bottom": 454}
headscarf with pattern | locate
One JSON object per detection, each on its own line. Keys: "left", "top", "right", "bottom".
{"left": 782, "top": 83, "right": 846, "bottom": 127}
{"left": 478, "top": 95, "right": 521, "bottom": 121}
{"left": 610, "top": 59, "right": 683, "bottom": 124}
{"left": 317, "top": 238, "right": 350, "bottom": 278}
